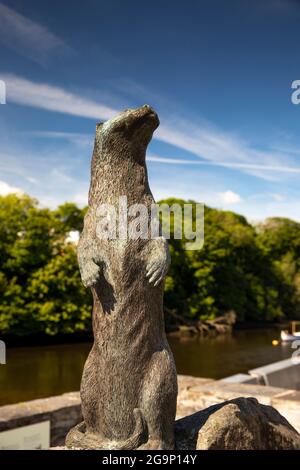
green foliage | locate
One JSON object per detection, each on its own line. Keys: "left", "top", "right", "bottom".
{"left": 256, "top": 218, "right": 300, "bottom": 320}
{"left": 1, "top": 194, "right": 300, "bottom": 336}
{"left": 54, "top": 202, "right": 86, "bottom": 233}
{"left": 160, "top": 199, "right": 300, "bottom": 324}
{"left": 0, "top": 194, "right": 90, "bottom": 335}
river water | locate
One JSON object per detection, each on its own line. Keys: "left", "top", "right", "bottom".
{"left": 0, "top": 329, "right": 293, "bottom": 406}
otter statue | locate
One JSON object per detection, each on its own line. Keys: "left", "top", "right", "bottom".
{"left": 66, "top": 105, "right": 178, "bottom": 450}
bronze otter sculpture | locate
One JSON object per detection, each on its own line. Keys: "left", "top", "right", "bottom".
{"left": 66, "top": 105, "right": 178, "bottom": 450}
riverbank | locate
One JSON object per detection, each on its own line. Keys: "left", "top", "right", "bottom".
{"left": 0, "top": 320, "right": 289, "bottom": 347}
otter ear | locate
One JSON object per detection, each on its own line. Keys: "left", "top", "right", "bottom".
{"left": 95, "top": 122, "right": 103, "bottom": 138}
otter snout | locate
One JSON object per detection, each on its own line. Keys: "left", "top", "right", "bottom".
{"left": 132, "top": 105, "right": 159, "bottom": 129}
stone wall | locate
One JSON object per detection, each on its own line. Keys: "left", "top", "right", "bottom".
{"left": 1, "top": 375, "right": 300, "bottom": 447}
{"left": 0, "top": 392, "right": 81, "bottom": 447}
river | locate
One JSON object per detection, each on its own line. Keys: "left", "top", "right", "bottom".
{"left": 0, "top": 328, "right": 293, "bottom": 406}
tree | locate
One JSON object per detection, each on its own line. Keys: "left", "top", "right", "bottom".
{"left": 0, "top": 194, "right": 90, "bottom": 335}
{"left": 27, "top": 245, "right": 91, "bottom": 335}
{"left": 160, "top": 199, "right": 300, "bottom": 324}
{"left": 256, "top": 218, "right": 300, "bottom": 319}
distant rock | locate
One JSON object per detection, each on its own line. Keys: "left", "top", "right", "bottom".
{"left": 175, "top": 397, "right": 300, "bottom": 450}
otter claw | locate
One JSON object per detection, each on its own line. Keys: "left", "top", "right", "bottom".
{"left": 146, "top": 265, "right": 157, "bottom": 278}
{"left": 148, "top": 269, "right": 161, "bottom": 284}
{"left": 154, "top": 275, "right": 164, "bottom": 287}
{"left": 148, "top": 263, "right": 168, "bottom": 286}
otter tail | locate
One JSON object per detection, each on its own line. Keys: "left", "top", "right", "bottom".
{"left": 66, "top": 408, "right": 148, "bottom": 450}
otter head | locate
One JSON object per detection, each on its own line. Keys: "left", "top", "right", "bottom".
{"left": 95, "top": 105, "right": 159, "bottom": 162}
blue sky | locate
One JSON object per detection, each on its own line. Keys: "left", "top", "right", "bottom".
{"left": 1, "top": 0, "right": 300, "bottom": 221}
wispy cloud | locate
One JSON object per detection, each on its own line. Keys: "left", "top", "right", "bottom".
{"left": 270, "top": 144, "right": 300, "bottom": 157}
{"left": 0, "top": 3, "right": 73, "bottom": 65}
{"left": 3, "top": 74, "right": 116, "bottom": 120}
{"left": 148, "top": 155, "right": 300, "bottom": 174}
{"left": 148, "top": 156, "right": 202, "bottom": 165}
{"left": 155, "top": 123, "right": 300, "bottom": 181}
{"left": 3, "top": 74, "right": 300, "bottom": 181}
{"left": 26, "top": 130, "right": 93, "bottom": 148}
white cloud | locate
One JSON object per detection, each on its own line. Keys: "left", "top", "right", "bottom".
{"left": 3, "top": 74, "right": 116, "bottom": 120}
{"left": 27, "top": 131, "right": 93, "bottom": 148}
{"left": 148, "top": 155, "right": 300, "bottom": 174}
{"left": 218, "top": 190, "right": 242, "bottom": 205}
{"left": 148, "top": 155, "right": 202, "bottom": 165}
{"left": 0, "top": 180, "right": 23, "bottom": 196}
{"left": 0, "top": 3, "right": 72, "bottom": 65}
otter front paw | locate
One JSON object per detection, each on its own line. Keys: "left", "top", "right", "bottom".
{"left": 146, "top": 254, "right": 170, "bottom": 287}
{"left": 81, "top": 261, "right": 101, "bottom": 288}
